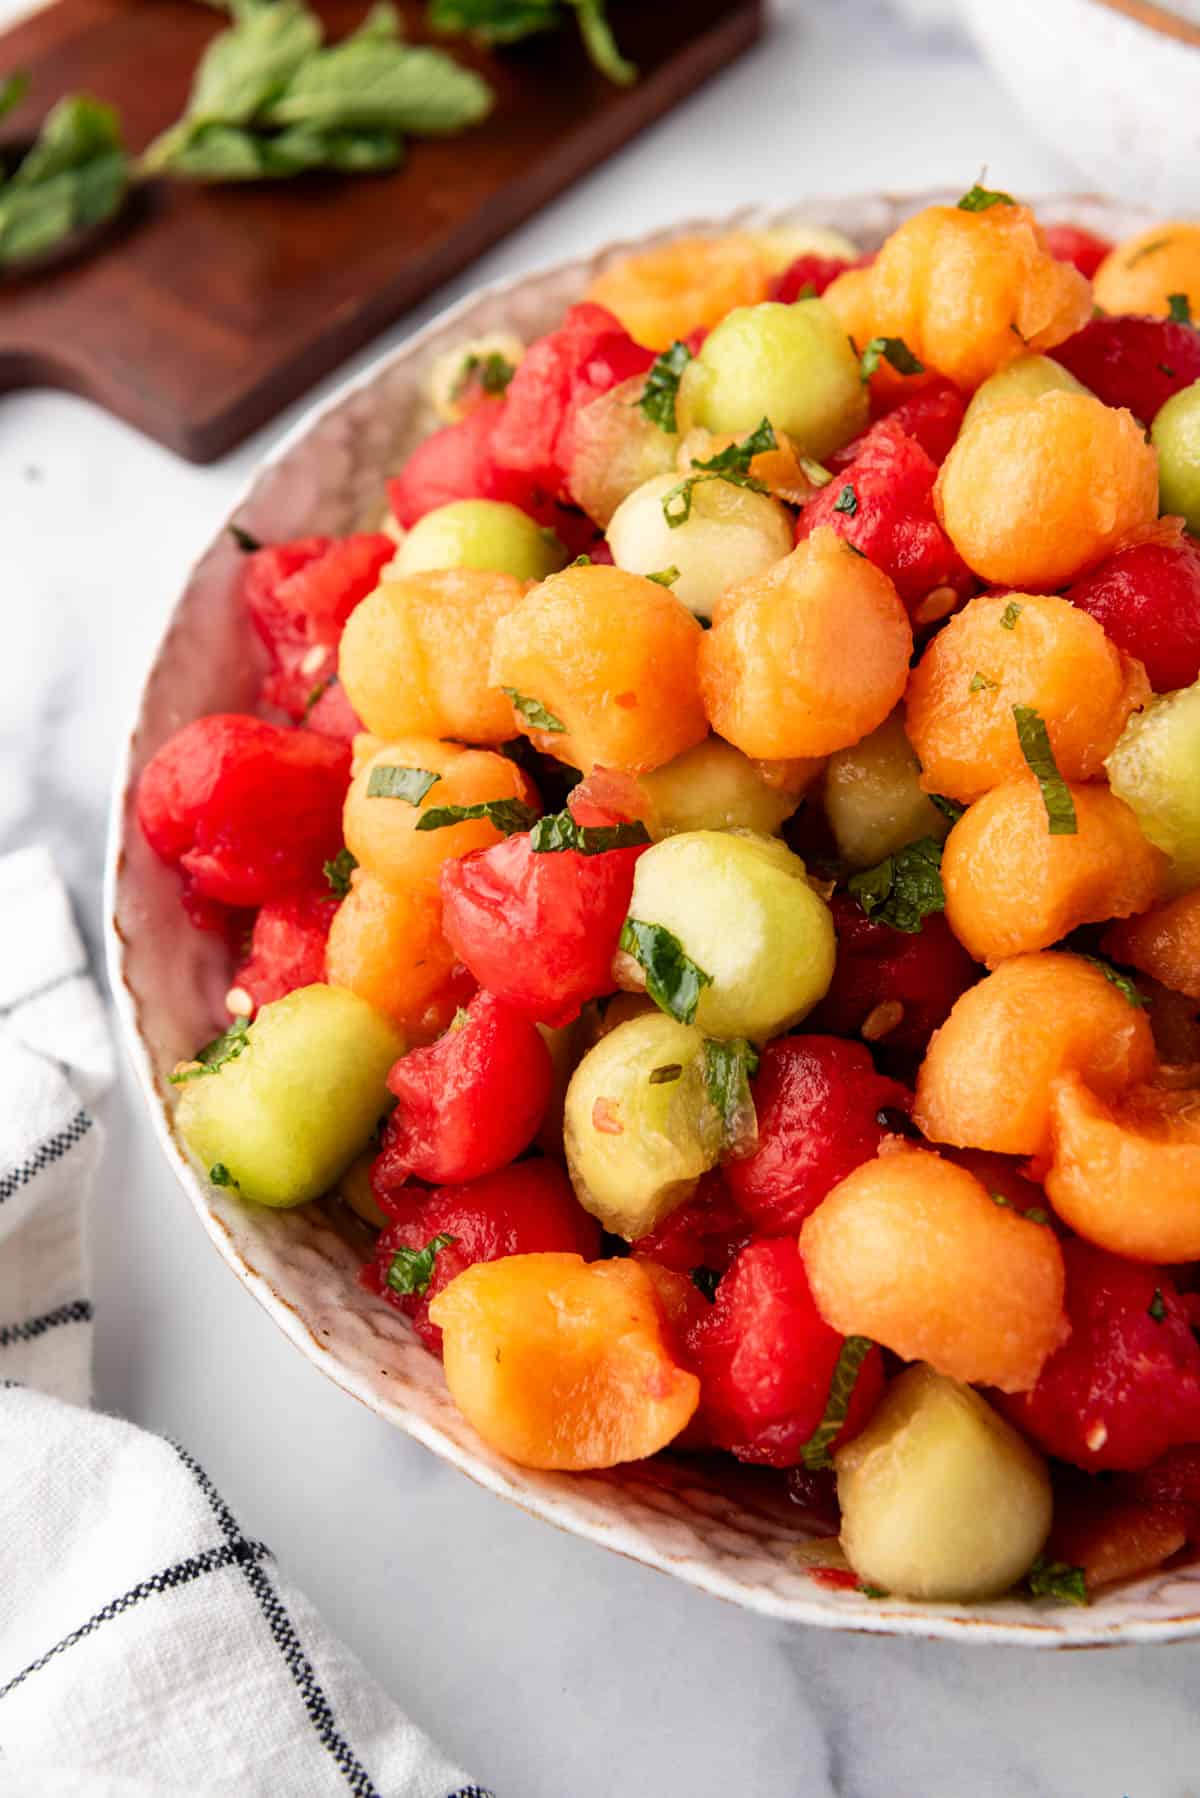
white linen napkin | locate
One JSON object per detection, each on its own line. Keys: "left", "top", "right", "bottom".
{"left": 0, "top": 846, "right": 493, "bottom": 1798}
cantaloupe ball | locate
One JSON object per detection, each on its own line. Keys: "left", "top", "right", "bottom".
{"left": 800, "top": 1145, "right": 1066, "bottom": 1393}
{"left": 1103, "top": 889, "right": 1200, "bottom": 1002}
{"left": 429, "top": 1253, "right": 700, "bottom": 1469}
{"left": 1092, "top": 223, "right": 1200, "bottom": 320}
{"left": 913, "top": 951, "right": 1157, "bottom": 1158}
{"left": 857, "top": 201, "right": 1092, "bottom": 393}
{"left": 489, "top": 563, "right": 707, "bottom": 775}
{"left": 905, "top": 593, "right": 1149, "bottom": 804}
{"left": 344, "top": 738, "right": 533, "bottom": 894}
{"left": 325, "top": 869, "right": 463, "bottom": 1044}
{"left": 934, "top": 391, "right": 1160, "bottom": 589}
{"left": 339, "top": 570, "right": 530, "bottom": 746}
{"left": 1047, "top": 1072, "right": 1200, "bottom": 1262}
{"left": 699, "top": 527, "right": 912, "bottom": 758}
{"left": 941, "top": 777, "right": 1166, "bottom": 965}
{"left": 586, "top": 234, "right": 772, "bottom": 350}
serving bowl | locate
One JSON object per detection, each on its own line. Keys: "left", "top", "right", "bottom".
{"left": 107, "top": 190, "right": 1200, "bottom": 1645}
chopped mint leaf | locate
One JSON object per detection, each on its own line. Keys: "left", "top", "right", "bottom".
{"left": 366, "top": 764, "right": 441, "bottom": 804}
{"left": 1149, "top": 1288, "right": 1168, "bottom": 1323}
{"left": 799, "top": 1335, "right": 876, "bottom": 1469}
{"left": 691, "top": 1265, "right": 721, "bottom": 1301}
{"left": 503, "top": 687, "right": 566, "bottom": 733}
{"left": 230, "top": 523, "right": 262, "bottom": 551}
{"left": 416, "top": 798, "right": 539, "bottom": 836}
{"left": 847, "top": 836, "right": 946, "bottom": 934}
{"left": 969, "top": 671, "right": 999, "bottom": 693}
{"left": 455, "top": 349, "right": 514, "bottom": 396}
{"left": 648, "top": 1062, "right": 683, "bottom": 1086}
{"left": 703, "top": 1037, "right": 760, "bottom": 1154}
{"left": 209, "top": 1162, "right": 239, "bottom": 1188}
{"left": 1026, "top": 1556, "right": 1088, "bottom": 1605}
{"left": 646, "top": 566, "right": 680, "bottom": 587}
{"left": 1167, "top": 293, "right": 1192, "bottom": 325}
{"left": 1000, "top": 600, "right": 1023, "bottom": 630}
{"left": 637, "top": 340, "right": 691, "bottom": 434}
{"left": 323, "top": 846, "right": 358, "bottom": 898}
{"left": 859, "top": 336, "right": 924, "bottom": 381}
{"left": 385, "top": 1232, "right": 457, "bottom": 1297}
{"left": 929, "top": 794, "right": 965, "bottom": 824}
{"left": 661, "top": 419, "right": 776, "bottom": 527}
{"left": 958, "top": 183, "right": 1016, "bottom": 212}
{"left": 1080, "top": 955, "right": 1148, "bottom": 1008}
{"left": 1013, "top": 705, "right": 1077, "bottom": 835}
{"left": 833, "top": 483, "right": 858, "bottom": 516}
{"left": 169, "top": 1017, "right": 250, "bottom": 1083}
{"left": 619, "top": 919, "right": 713, "bottom": 1025}
{"left": 528, "top": 812, "right": 650, "bottom": 855}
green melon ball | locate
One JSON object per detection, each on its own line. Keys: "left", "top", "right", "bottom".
{"left": 1152, "top": 380, "right": 1200, "bottom": 533}
{"left": 395, "top": 499, "right": 567, "bottom": 581}
{"left": 963, "top": 353, "right": 1091, "bottom": 429}
{"left": 175, "top": 984, "right": 403, "bottom": 1208}
{"left": 625, "top": 830, "right": 835, "bottom": 1041}
{"left": 679, "top": 299, "right": 868, "bottom": 461}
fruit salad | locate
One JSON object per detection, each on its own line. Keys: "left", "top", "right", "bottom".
{"left": 138, "top": 193, "right": 1200, "bottom": 1608}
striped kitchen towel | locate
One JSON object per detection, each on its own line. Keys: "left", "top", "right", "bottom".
{"left": 0, "top": 847, "right": 493, "bottom": 1798}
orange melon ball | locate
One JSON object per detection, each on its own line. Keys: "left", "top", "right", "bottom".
{"left": 859, "top": 201, "right": 1091, "bottom": 393}
{"left": 913, "top": 951, "right": 1157, "bottom": 1158}
{"left": 821, "top": 264, "right": 945, "bottom": 405}
{"left": 698, "top": 527, "right": 912, "bottom": 758}
{"left": 1046, "top": 1072, "right": 1200, "bottom": 1263}
{"left": 1102, "top": 889, "right": 1200, "bottom": 1002}
{"left": 344, "top": 737, "right": 535, "bottom": 894}
{"left": 1092, "top": 223, "right": 1200, "bottom": 320}
{"left": 339, "top": 570, "right": 529, "bottom": 746}
{"left": 428, "top": 1253, "right": 700, "bottom": 1470}
{"left": 586, "top": 234, "right": 772, "bottom": 351}
{"left": 942, "top": 777, "right": 1165, "bottom": 965}
{"left": 934, "top": 390, "right": 1159, "bottom": 588}
{"left": 325, "top": 870, "right": 463, "bottom": 1044}
{"left": 800, "top": 1145, "right": 1066, "bottom": 1393}
{"left": 905, "top": 592, "right": 1149, "bottom": 804}
{"left": 489, "top": 563, "right": 707, "bottom": 775}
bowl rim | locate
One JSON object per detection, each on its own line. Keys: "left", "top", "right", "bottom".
{"left": 104, "top": 190, "right": 1200, "bottom": 1646}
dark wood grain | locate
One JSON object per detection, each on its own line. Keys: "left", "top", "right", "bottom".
{"left": 0, "top": 0, "right": 764, "bottom": 460}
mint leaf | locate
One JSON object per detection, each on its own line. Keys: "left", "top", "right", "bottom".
{"left": 1013, "top": 705, "right": 1077, "bottom": 835}
{"left": 209, "top": 1162, "right": 239, "bottom": 1188}
{"left": 366, "top": 764, "right": 441, "bottom": 803}
{"left": 833, "top": 483, "right": 858, "bottom": 516}
{"left": 1080, "top": 954, "right": 1148, "bottom": 1009}
{"left": 323, "top": 846, "right": 358, "bottom": 898}
{"left": 661, "top": 419, "right": 776, "bottom": 527}
{"left": 646, "top": 566, "right": 680, "bottom": 587}
{"left": 143, "top": 0, "right": 321, "bottom": 167}
{"left": 637, "top": 340, "right": 691, "bottom": 433}
{"left": 799, "top": 1335, "right": 876, "bottom": 1469}
{"left": 1149, "top": 1288, "right": 1168, "bottom": 1323}
{"left": 928, "top": 793, "right": 965, "bottom": 824}
{"left": 455, "top": 350, "right": 515, "bottom": 398}
{"left": 847, "top": 837, "right": 946, "bottom": 934}
{"left": 1025, "top": 1556, "right": 1088, "bottom": 1605}
{"left": 969, "top": 671, "right": 998, "bottom": 693}
{"left": 427, "top": 0, "right": 635, "bottom": 85}
{"left": 703, "top": 1038, "right": 760, "bottom": 1155}
{"left": 0, "top": 96, "right": 128, "bottom": 267}
{"left": 957, "top": 183, "right": 1016, "bottom": 212}
{"left": 503, "top": 687, "right": 565, "bottom": 733}
{"left": 619, "top": 919, "right": 713, "bottom": 1025}
{"left": 416, "top": 798, "right": 539, "bottom": 835}
{"left": 572, "top": 0, "right": 635, "bottom": 84}
{"left": 1167, "top": 293, "right": 1192, "bottom": 326}
{"left": 170, "top": 1017, "right": 250, "bottom": 1083}
{"left": 859, "top": 336, "right": 924, "bottom": 381}
{"left": 386, "top": 1232, "right": 457, "bottom": 1297}
{"left": 528, "top": 812, "right": 649, "bottom": 854}
{"left": 265, "top": 39, "right": 492, "bottom": 135}
{"left": 1000, "top": 600, "right": 1023, "bottom": 630}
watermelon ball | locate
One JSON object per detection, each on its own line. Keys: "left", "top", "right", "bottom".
{"left": 809, "top": 893, "right": 981, "bottom": 1057}
{"left": 723, "top": 1036, "right": 911, "bottom": 1235}
{"left": 243, "top": 533, "right": 394, "bottom": 720}
{"left": 1051, "top": 315, "right": 1200, "bottom": 423}
{"left": 999, "top": 1238, "right": 1200, "bottom": 1473}
{"left": 768, "top": 253, "right": 853, "bottom": 303}
{"left": 230, "top": 885, "right": 337, "bottom": 1014}
{"left": 137, "top": 714, "right": 350, "bottom": 912}
{"left": 1065, "top": 531, "right": 1200, "bottom": 693}
{"left": 361, "top": 1160, "right": 601, "bottom": 1355}
{"left": 1041, "top": 222, "right": 1113, "bottom": 281}
{"left": 632, "top": 1170, "right": 752, "bottom": 1277}
{"left": 796, "top": 419, "right": 972, "bottom": 614}
{"left": 868, "top": 374, "right": 966, "bottom": 466}
{"left": 685, "top": 1237, "right": 885, "bottom": 1468}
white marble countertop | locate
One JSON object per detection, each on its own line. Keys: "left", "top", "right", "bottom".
{"left": 4, "top": 2, "right": 1200, "bottom": 1792}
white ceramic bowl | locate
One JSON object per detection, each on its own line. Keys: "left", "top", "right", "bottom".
{"left": 958, "top": 0, "right": 1200, "bottom": 213}
{"left": 107, "top": 192, "right": 1200, "bottom": 1645}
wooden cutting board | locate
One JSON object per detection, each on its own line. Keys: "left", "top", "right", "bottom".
{"left": 0, "top": 0, "right": 763, "bottom": 460}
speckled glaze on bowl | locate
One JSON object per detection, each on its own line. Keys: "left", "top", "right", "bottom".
{"left": 106, "top": 192, "right": 1200, "bottom": 1645}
